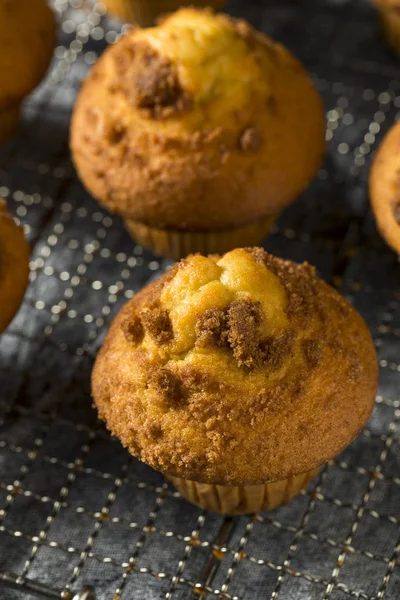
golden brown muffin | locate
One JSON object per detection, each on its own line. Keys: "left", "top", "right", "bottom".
{"left": 0, "top": 0, "right": 56, "bottom": 144}
{"left": 103, "top": 0, "right": 226, "bottom": 27}
{"left": 371, "top": 0, "right": 400, "bottom": 52}
{"left": 369, "top": 120, "right": 400, "bottom": 254}
{"left": 92, "top": 247, "right": 378, "bottom": 514}
{"left": 71, "top": 8, "right": 325, "bottom": 259}
{"left": 0, "top": 200, "right": 30, "bottom": 333}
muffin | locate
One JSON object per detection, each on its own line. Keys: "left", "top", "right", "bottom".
{"left": 71, "top": 8, "right": 325, "bottom": 259}
{"left": 103, "top": 0, "right": 226, "bottom": 27}
{"left": 0, "top": 0, "right": 56, "bottom": 144}
{"left": 0, "top": 200, "right": 30, "bottom": 333}
{"left": 92, "top": 247, "right": 378, "bottom": 515}
{"left": 369, "top": 120, "right": 400, "bottom": 254}
{"left": 371, "top": 1, "right": 400, "bottom": 52}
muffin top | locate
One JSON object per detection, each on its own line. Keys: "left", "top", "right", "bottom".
{"left": 0, "top": 0, "right": 56, "bottom": 111}
{"left": 369, "top": 120, "right": 400, "bottom": 254}
{"left": 0, "top": 200, "right": 29, "bottom": 333}
{"left": 92, "top": 248, "right": 378, "bottom": 486}
{"left": 71, "top": 8, "right": 325, "bottom": 230}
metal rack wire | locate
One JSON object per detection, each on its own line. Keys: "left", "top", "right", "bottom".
{"left": 0, "top": 0, "right": 399, "bottom": 598}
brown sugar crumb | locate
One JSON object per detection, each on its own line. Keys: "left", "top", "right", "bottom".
{"left": 194, "top": 293, "right": 298, "bottom": 372}
{"left": 195, "top": 307, "right": 228, "bottom": 348}
{"left": 247, "top": 246, "right": 270, "bottom": 264}
{"left": 151, "top": 368, "right": 185, "bottom": 408}
{"left": 239, "top": 127, "right": 262, "bottom": 152}
{"left": 148, "top": 425, "right": 163, "bottom": 440}
{"left": 106, "top": 123, "right": 126, "bottom": 145}
{"left": 227, "top": 299, "right": 264, "bottom": 368}
{"left": 245, "top": 247, "right": 319, "bottom": 323}
{"left": 141, "top": 303, "right": 173, "bottom": 345}
{"left": 392, "top": 200, "right": 400, "bottom": 225}
{"left": 260, "top": 330, "right": 297, "bottom": 371}
{"left": 180, "top": 365, "right": 222, "bottom": 395}
{"left": 121, "top": 313, "right": 144, "bottom": 345}
{"left": 130, "top": 44, "right": 187, "bottom": 117}
{"left": 302, "top": 339, "right": 323, "bottom": 368}
{"left": 254, "top": 388, "right": 279, "bottom": 415}
{"left": 266, "top": 95, "right": 278, "bottom": 113}
{"left": 348, "top": 362, "right": 362, "bottom": 382}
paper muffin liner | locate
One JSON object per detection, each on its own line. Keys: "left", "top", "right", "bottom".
{"left": 103, "top": 0, "right": 226, "bottom": 26}
{"left": 124, "top": 214, "right": 278, "bottom": 259}
{"left": 0, "top": 104, "right": 20, "bottom": 146}
{"left": 167, "top": 467, "right": 319, "bottom": 515}
{"left": 377, "top": 6, "right": 400, "bottom": 53}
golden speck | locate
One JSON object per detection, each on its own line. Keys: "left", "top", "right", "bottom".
{"left": 193, "top": 587, "right": 206, "bottom": 596}
{"left": 189, "top": 537, "right": 200, "bottom": 547}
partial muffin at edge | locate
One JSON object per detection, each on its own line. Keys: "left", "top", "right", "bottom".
{"left": 370, "top": 119, "right": 400, "bottom": 254}
{"left": 0, "top": 0, "right": 56, "bottom": 142}
{"left": 0, "top": 200, "right": 30, "bottom": 332}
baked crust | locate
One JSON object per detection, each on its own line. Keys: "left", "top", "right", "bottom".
{"left": 92, "top": 247, "right": 378, "bottom": 486}
{"left": 0, "top": 0, "right": 56, "bottom": 112}
{"left": 0, "top": 200, "right": 29, "bottom": 333}
{"left": 71, "top": 8, "right": 325, "bottom": 231}
{"left": 369, "top": 120, "right": 400, "bottom": 254}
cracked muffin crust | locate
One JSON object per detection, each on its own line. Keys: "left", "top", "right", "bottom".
{"left": 370, "top": 120, "right": 400, "bottom": 254}
{"left": 0, "top": 0, "right": 56, "bottom": 144}
{"left": 71, "top": 8, "right": 325, "bottom": 236}
{"left": 92, "top": 247, "right": 378, "bottom": 487}
{"left": 0, "top": 200, "right": 29, "bottom": 333}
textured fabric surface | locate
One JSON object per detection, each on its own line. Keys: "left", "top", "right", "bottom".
{"left": 0, "top": 1, "right": 399, "bottom": 599}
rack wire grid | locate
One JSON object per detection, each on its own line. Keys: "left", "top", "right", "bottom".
{"left": 0, "top": 0, "right": 399, "bottom": 599}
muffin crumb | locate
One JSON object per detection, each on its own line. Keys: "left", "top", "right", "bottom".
{"left": 302, "top": 339, "right": 323, "bottom": 368}
{"left": 195, "top": 299, "right": 267, "bottom": 369}
{"left": 239, "top": 127, "right": 262, "bottom": 152}
{"left": 141, "top": 303, "right": 173, "bottom": 344}
{"left": 151, "top": 368, "right": 184, "bottom": 408}
{"left": 196, "top": 307, "right": 228, "bottom": 348}
{"left": 148, "top": 425, "right": 163, "bottom": 440}
{"left": 133, "top": 46, "right": 185, "bottom": 116}
{"left": 227, "top": 299, "right": 263, "bottom": 368}
{"left": 121, "top": 313, "right": 144, "bottom": 345}
{"left": 107, "top": 123, "right": 126, "bottom": 145}
{"left": 260, "top": 330, "right": 297, "bottom": 371}
{"left": 246, "top": 247, "right": 319, "bottom": 322}
{"left": 348, "top": 362, "right": 361, "bottom": 382}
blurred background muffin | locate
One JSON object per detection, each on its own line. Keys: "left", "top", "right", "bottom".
{"left": 0, "top": 200, "right": 30, "bottom": 333}
{"left": 92, "top": 247, "right": 378, "bottom": 515}
{"left": 0, "top": 0, "right": 56, "bottom": 145}
{"left": 371, "top": 0, "right": 400, "bottom": 52}
{"left": 102, "top": 0, "right": 226, "bottom": 27}
{"left": 71, "top": 8, "right": 325, "bottom": 259}
{"left": 369, "top": 119, "right": 400, "bottom": 254}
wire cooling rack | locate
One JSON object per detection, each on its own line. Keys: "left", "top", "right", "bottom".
{"left": 0, "top": 0, "right": 399, "bottom": 598}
